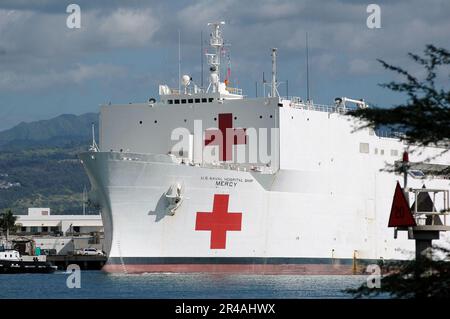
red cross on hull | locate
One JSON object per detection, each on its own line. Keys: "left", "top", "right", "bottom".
{"left": 204, "top": 113, "right": 247, "bottom": 162}
{"left": 195, "top": 194, "right": 243, "bottom": 249}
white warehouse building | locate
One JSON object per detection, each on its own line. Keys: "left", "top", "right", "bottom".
{"left": 15, "top": 208, "right": 103, "bottom": 236}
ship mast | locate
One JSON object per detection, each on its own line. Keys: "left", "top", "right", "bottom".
{"left": 271, "top": 48, "right": 278, "bottom": 98}
{"left": 206, "top": 21, "right": 225, "bottom": 93}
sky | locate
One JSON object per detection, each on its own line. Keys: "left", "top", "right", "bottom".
{"left": 0, "top": 0, "right": 449, "bottom": 131}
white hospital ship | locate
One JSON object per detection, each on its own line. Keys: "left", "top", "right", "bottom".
{"left": 80, "top": 22, "right": 450, "bottom": 274}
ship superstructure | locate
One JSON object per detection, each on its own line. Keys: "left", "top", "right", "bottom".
{"left": 80, "top": 22, "right": 450, "bottom": 274}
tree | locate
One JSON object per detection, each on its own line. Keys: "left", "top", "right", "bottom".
{"left": 349, "top": 45, "right": 450, "bottom": 151}
{"left": 347, "top": 45, "right": 450, "bottom": 298}
{"left": 347, "top": 247, "right": 450, "bottom": 298}
{"left": 0, "top": 208, "right": 18, "bottom": 240}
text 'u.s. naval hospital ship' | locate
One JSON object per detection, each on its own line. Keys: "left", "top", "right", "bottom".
{"left": 80, "top": 22, "right": 450, "bottom": 274}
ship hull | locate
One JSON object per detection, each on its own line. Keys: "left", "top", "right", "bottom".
{"left": 80, "top": 150, "right": 449, "bottom": 275}
{"left": 102, "top": 257, "right": 377, "bottom": 275}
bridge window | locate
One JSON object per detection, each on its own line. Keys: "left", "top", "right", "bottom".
{"left": 208, "top": 98, "right": 214, "bottom": 103}
{"left": 359, "top": 143, "right": 370, "bottom": 154}
{"left": 195, "top": 98, "right": 200, "bottom": 103}
{"left": 168, "top": 100, "right": 173, "bottom": 104}
{"left": 188, "top": 99, "right": 193, "bottom": 103}
{"left": 181, "top": 99, "right": 187, "bottom": 104}
{"left": 174, "top": 100, "right": 180, "bottom": 104}
{"left": 202, "top": 98, "right": 207, "bottom": 103}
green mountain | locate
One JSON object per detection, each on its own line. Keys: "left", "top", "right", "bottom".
{"left": 0, "top": 113, "right": 99, "bottom": 150}
{"left": 0, "top": 113, "right": 99, "bottom": 215}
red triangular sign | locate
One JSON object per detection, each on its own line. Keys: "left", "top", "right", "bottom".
{"left": 388, "top": 182, "right": 416, "bottom": 227}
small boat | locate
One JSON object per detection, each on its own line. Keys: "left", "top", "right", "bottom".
{"left": 0, "top": 249, "right": 57, "bottom": 274}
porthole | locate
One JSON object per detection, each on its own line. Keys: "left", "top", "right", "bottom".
{"left": 214, "top": 117, "right": 217, "bottom": 121}
{"left": 139, "top": 121, "right": 143, "bottom": 124}
{"left": 259, "top": 115, "right": 263, "bottom": 119}
{"left": 154, "top": 120, "right": 158, "bottom": 124}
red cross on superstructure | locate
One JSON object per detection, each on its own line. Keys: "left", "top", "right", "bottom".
{"left": 204, "top": 113, "right": 247, "bottom": 161}
{"left": 195, "top": 194, "right": 242, "bottom": 249}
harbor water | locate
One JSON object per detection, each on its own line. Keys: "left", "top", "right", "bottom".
{"left": 0, "top": 271, "right": 369, "bottom": 299}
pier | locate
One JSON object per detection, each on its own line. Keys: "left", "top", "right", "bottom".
{"left": 47, "top": 255, "right": 107, "bottom": 270}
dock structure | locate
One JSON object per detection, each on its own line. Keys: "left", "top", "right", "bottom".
{"left": 47, "top": 255, "right": 107, "bottom": 270}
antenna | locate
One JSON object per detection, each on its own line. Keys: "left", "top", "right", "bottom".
{"left": 178, "top": 30, "right": 181, "bottom": 94}
{"left": 263, "top": 72, "right": 266, "bottom": 97}
{"left": 206, "top": 21, "right": 225, "bottom": 93}
{"left": 306, "top": 32, "right": 310, "bottom": 101}
{"left": 271, "top": 48, "right": 278, "bottom": 98}
{"left": 89, "top": 122, "right": 99, "bottom": 152}
{"left": 255, "top": 81, "right": 258, "bottom": 97}
{"left": 201, "top": 31, "right": 204, "bottom": 88}
{"left": 286, "top": 79, "right": 289, "bottom": 99}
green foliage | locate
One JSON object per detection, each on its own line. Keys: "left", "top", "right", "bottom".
{"left": 0, "top": 208, "right": 18, "bottom": 237}
{"left": 0, "top": 144, "right": 94, "bottom": 214}
{"left": 347, "top": 247, "right": 450, "bottom": 298}
{"left": 0, "top": 113, "right": 100, "bottom": 214}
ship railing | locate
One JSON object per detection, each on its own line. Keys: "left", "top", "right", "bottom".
{"left": 284, "top": 96, "right": 357, "bottom": 114}
{"left": 198, "top": 162, "right": 275, "bottom": 174}
{"left": 162, "top": 86, "right": 206, "bottom": 96}
{"left": 374, "top": 130, "right": 407, "bottom": 139}
{"left": 225, "top": 87, "right": 243, "bottom": 95}
{"left": 283, "top": 97, "right": 415, "bottom": 141}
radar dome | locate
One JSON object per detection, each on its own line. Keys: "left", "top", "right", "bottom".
{"left": 181, "top": 75, "right": 191, "bottom": 86}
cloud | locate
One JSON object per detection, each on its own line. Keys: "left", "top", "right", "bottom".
{"left": 0, "top": 64, "right": 127, "bottom": 91}
{"left": 349, "top": 59, "right": 374, "bottom": 75}
{"left": 0, "top": 0, "right": 449, "bottom": 129}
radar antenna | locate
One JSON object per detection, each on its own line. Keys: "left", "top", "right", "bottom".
{"left": 206, "top": 21, "right": 225, "bottom": 93}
